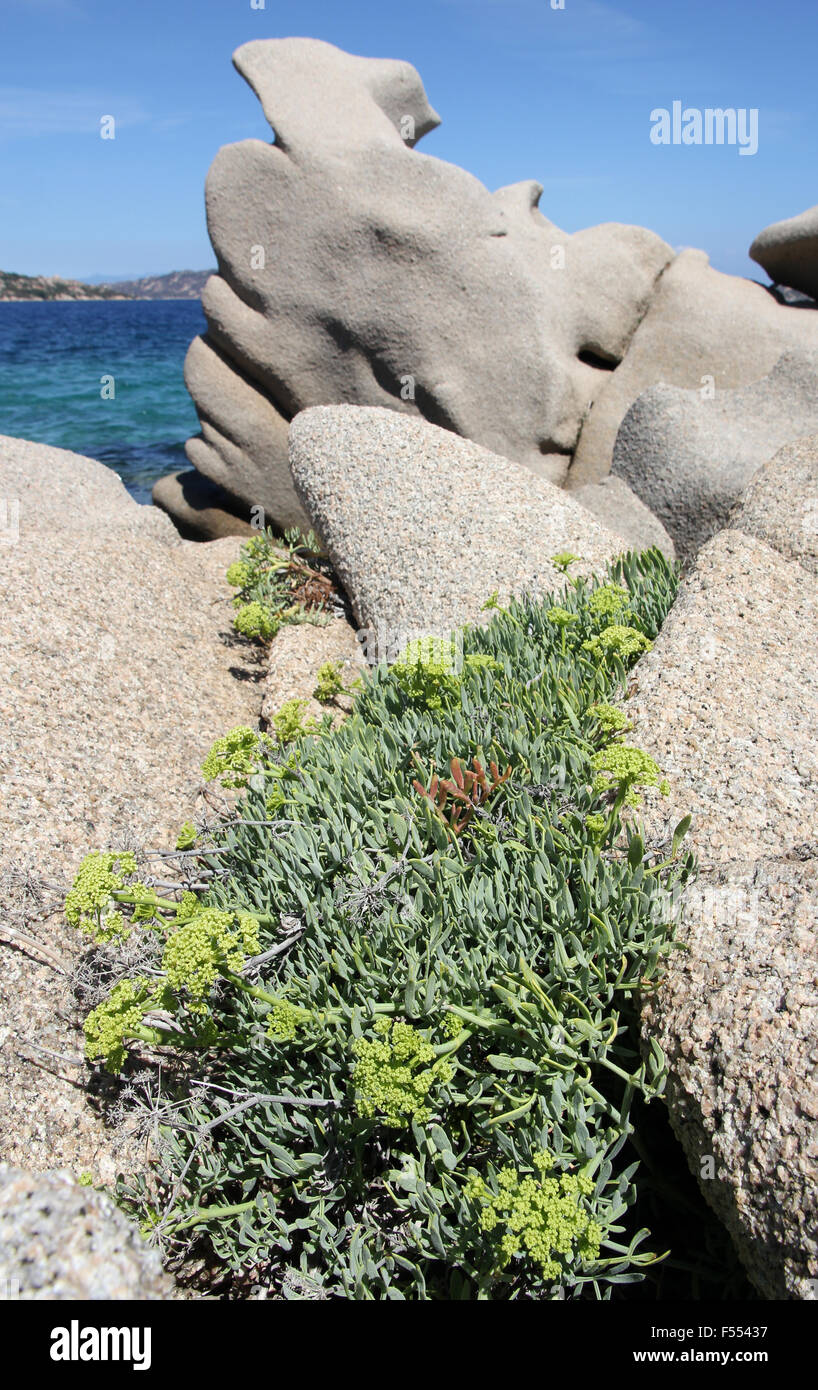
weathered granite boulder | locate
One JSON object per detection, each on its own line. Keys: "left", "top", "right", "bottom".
{"left": 730, "top": 432, "right": 818, "bottom": 576}
{"left": 610, "top": 350, "right": 818, "bottom": 560}
{"left": 571, "top": 475, "right": 675, "bottom": 561}
{"left": 0, "top": 435, "right": 261, "bottom": 1180}
{"left": 153, "top": 467, "right": 256, "bottom": 540}
{"left": 624, "top": 529, "right": 818, "bottom": 1298}
{"left": 183, "top": 334, "right": 308, "bottom": 532}
{"left": 288, "top": 405, "right": 624, "bottom": 643}
{"left": 568, "top": 250, "right": 818, "bottom": 488}
{"left": 750, "top": 203, "right": 818, "bottom": 301}
{"left": 180, "top": 37, "right": 672, "bottom": 525}
{"left": 0, "top": 1166, "right": 174, "bottom": 1299}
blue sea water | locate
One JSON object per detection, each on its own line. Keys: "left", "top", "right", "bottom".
{"left": 0, "top": 299, "right": 206, "bottom": 504}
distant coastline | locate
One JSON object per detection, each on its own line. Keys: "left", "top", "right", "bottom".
{"left": 0, "top": 268, "right": 214, "bottom": 302}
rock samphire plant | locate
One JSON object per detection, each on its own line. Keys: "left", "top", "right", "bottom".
{"left": 68, "top": 549, "right": 692, "bottom": 1300}
{"left": 226, "top": 525, "right": 339, "bottom": 642}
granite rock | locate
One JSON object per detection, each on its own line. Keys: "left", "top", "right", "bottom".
{"left": 750, "top": 203, "right": 818, "bottom": 301}
{"left": 261, "top": 617, "right": 364, "bottom": 729}
{"left": 642, "top": 855, "right": 818, "bottom": 1300}
{"left": 0, "top": 1166, "right": 174, "bottom": 1299}
{"left": 152, "top": 468, "right": 256, "bottom": 540}
{"left": 622, "top": 529, "right": 818, "bottom": 1297}
{"left": 182, "top": 334, "right": 308, "bottom": 532}
{"left": 568, "top": 249, "right": 818, "bottom": 487}
{"left": 730, "top": 432, "right": 818, "bottom": 576}
{"left": 571, "top": 475, "right": 676, "bottom": 561}
{"left": 289, "top": 405, "right": 624, "bottom": 643}
{"left": 184, "top": 37, "right": 671, "bottom": 517}
{"left": 0, "top": 435, "right": 262, "bottom": 1180}
{"left": 610, "top": 350, "right": 818, "bottom": 560}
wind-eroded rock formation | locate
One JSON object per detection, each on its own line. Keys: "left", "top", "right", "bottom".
{"left": 175, "top": 37, "right": 818, "bottom": 547}
{"left": 180, "top": 37, "right": 674, "bottom": 525}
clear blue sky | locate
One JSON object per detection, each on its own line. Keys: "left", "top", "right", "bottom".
{"left": 1, "top": 0, "right": 815, "bottom": 281}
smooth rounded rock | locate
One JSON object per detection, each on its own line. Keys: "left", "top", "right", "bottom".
{"left": 750, "top": 203, "right": 818, "bottom": 301}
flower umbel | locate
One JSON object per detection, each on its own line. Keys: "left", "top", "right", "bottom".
{"left": 201, "top": 725, "right": 273, "bottom": 790}
{"left": 464, "top": 1153, "right": 602, "bottom": 1281}
{"left": 65, "top": 851, "right": 143, "bottom": 943}
{"left": 266, "top": 998, "right": 313, "bottom": 1043}
{"left": 162, "top": 910, "right": 261, "bottom": 1015}
{"left": 352, "top": 1019, "right": 453, "bottom": 1128}
{"left": 83, "top": 977, "right": 173, "bottom": 1073}
{"left": 591, "top": 743, "right": 670, "bottom": 808}
{"left": 583, "top": 624, "right": 653, "bottom": 663}
{"left": 587, "top": 583, "right": 631, "bottom": 621}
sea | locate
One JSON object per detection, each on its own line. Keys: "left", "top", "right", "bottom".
{"left": 0, "top": 299, "right": 206, "bottom": 504}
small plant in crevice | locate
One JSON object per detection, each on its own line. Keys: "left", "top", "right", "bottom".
{"left": 226, "top": 526, "right": 341, "bottom": 645}
{"left": 66, "top": 547, "right": 696, "bottom": 1300}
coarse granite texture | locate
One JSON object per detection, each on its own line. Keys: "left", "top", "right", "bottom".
{"left": 626, "top": 529, "right": 817, "bottom": 865}
{"left": 0, "top": 1165, "right": 174, "bottom": 1299}
{"left": 642, "top": 854, "right": 818, "bottom": 1300}
{"left": 0, "top": 435, "right": 263, "bottom": 1181}
{"left": 730, "top": 432, "right": 818, "bottom": 577}
{"left": 624, "top": 528, "right": 818, "bottom": 1298}
{"left": 289, "top": 405, "right": 625, "bottom": 642}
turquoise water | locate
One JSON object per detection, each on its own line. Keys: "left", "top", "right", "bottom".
{"left": 0, "top": 299, "right": 206, "bottom": 503}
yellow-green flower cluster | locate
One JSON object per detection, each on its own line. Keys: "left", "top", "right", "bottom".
{"left": 175, "top": 820, "right": 197, "bottom": 851}
{"left": 233, "top": 601, "right": 277, "bottom": 642}
{"left": 546, "top": 606, "right": 577, "bottom": 629}
{"left": 162, "top": 909, "right": 260, "bottom": 1015}
{"left": 587, "top": 583, "right": 630, "bottom": 620}
{"left": 268, "top": 698, "right": 319, "bottom": 746}
{"left": 585, "top": 812, "right": 608, "bottom": 839}
{"left": 583, "top": 624, "right": 653, "bottom": 663}
{"left": 439, "top": 1011, "right": 465, "bottom": 1040}
{"left": 392, "top": 637, "right": 461, "bottom": 710}
{"left": 226, "top": 560, "right": 253, "bottom": 589}
{"left": 588, "top": 702, "right": 629, "bottom": 737}
{"left": 83, "top": 976, "right": 171, "bottom": 1073}
{"left": 313, "top": 660, "right": 345, "bottom": 704}
{"left": 464, "top": 1153, "right": 602, "bottom": 1281}
{"left": 266, "top": 998, "right": 312, "bottom": 1043}
{"left": 591, "top": 743, "right": 670, "bottom": 808}
{"left": 201, "top": 725, "right": 273, "bottom": 789}
{"left": 352, "top": 1018, "right": 453, "bottom": 1128}
{"left": 65, "top": 851, "right": 144, "bottom": 943}
{"left": 551, "top": 552, "right": 582, "bottom": 573}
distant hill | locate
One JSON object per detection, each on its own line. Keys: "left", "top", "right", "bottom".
{"left": 0, "top": 268, "right": 214, "bottom": 302}
{"left": 100, "top": 269, "right": 215, "bottom": 299}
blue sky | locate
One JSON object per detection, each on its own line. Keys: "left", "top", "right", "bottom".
{"left": 1, "top": 0, "right": 815, "bottom": 281}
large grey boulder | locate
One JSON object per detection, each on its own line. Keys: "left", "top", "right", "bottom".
{"left": 0, "top": 1166, "right": 174, "bottom": 1299}
{"left": 750, "top": 204, "right": 818, "bottom": 301}
{"left": 183, "top": 334, "right": 308, "bottom": 532}
{"left": 289, "top": 405, "right": 624, "bottom": 644}
{"left": 152, "top": 467, "right": 256, "bottom": 541}
{"left": 568, "top": 250, "right": 818, "bottom": 487}
{"left": 624, "top": 529, "right": 818, "bottom": 1297}
{"left": 610, "top": 350, "right": 818, "bottom": 560}
{"left": 182, "top": 37, "right": 672, "bottom": 524}
{"left": 730, "top": 432, "right": 818, "bottom": 576}
{"left": 0, "top": 435, "right": 261, "bottom": 1181}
